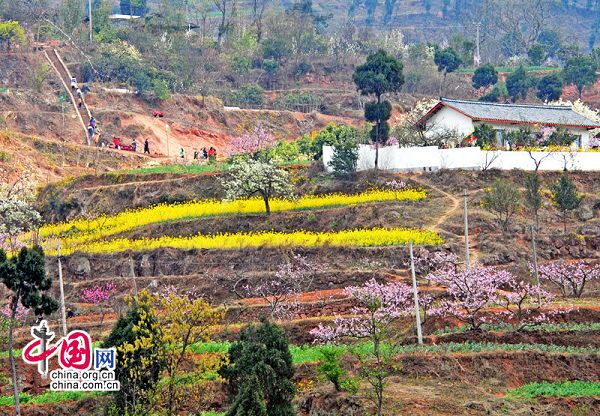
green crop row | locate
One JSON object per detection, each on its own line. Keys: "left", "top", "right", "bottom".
{"left": 507, "top": 380, "right": 600, "bottom": 398}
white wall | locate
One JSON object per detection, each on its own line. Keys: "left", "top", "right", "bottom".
{"left": 426, "top": 107, "right": 474, "bottom": 139}
{"left": 323, "top": 145, "right": 600, "bottom": 172}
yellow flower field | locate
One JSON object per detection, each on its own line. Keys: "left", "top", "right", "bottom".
{"left": 46, "top": 227, "right": 443, "bottom": 256}
{"left": 39, "top": 189, "right": 427, "bottom": 244}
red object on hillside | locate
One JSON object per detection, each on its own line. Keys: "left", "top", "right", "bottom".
{"left": 110, "top": 137, "right": 134, "bottom": 151}
{"left": 153, "top": 111, "right": 164, "bottom": 118}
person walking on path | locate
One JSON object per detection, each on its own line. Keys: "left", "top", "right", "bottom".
{"left": 89, "top": 116, "right": 96, "bottom": 129}
{"left": 202, "top": 147, "right": 208, "bottom": 160}
{"left": 88, "top": 125, "right": 95, "bottom": 141}
{"left": 144, "top": 139, "right": 150, "bottom": 154}
{"left": 70, "top": 77, "right": 77, "bottom": 91}
{"left": 179, "top": 148, "right": 185, "bottom": 159}
{"left": 132, "top": 138, "right": 137, "bottom": 152}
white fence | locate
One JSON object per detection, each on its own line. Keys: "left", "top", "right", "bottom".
{"left": 322, "top": 145, "right": 600, "bottom": 172}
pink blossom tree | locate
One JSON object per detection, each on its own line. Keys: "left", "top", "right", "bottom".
{"left": 427, "top": 267, "right": 513, "bottom": 331}
{"left": 310, "top": 278, "right": 415, "bottom": 416}
{"left": 495, "top": 279, "right": 562, "bottom": 331}
{"left": 234, "top": 254, "right": 318, "bottom": 319}
{"left": 229, "top": 123, "right": 276, "bottom": 160}
{"left": 81, "top": 282, "right": 117, "bottom": 324}
{"left": 1, "top": 301, "right": 29, "bottom": 322}
{"left": 535, "top": 261, "right": 600, "bottom": 298}
{"left": 411, "top": 248, "right": 459, "bottom": 277}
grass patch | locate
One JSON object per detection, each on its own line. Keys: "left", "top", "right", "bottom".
{"left": 434, "top": 322, "right": 600, "bottom": 335}
{"left": 117, "top": 163, "right": 229, "bottom": 175}
{"left": 0, "top": 391, "right": 97, "bottom": 406}
{"left": 507, "top": 381, "right": 600, "bottom": 399}
{"left": 190, "top": 341, "right": 600, "bottom": 364}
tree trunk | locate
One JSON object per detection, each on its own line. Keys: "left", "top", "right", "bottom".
{"left": 263, "top": 196, "right": 270, "bottom": 215}
{"left": 9, "top": 299, "right": 21, "bottom": 416}
{"left": 563, "top": 212, "right": 567, "bottom": 234}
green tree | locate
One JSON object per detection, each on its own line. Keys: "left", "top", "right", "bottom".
{"left": 473, "top": 124, "right": 496, "bottom": 148}
{"left": 562, "top": 56, "right": 598, "bottom": 98}
{"left": 552, "top": 174, "right": 582, "bottom": 233}
{"left": 506, "top": 65, "right": 530, "bottom": 102}
{"left": 0, "top": 20, "right": 26, "bottom": 50}
{"left": 536, "top": 74, "right": 563, "bottom": 102}
{"left": 222, "top": 318, "right": 295, "bottom": 416}
{"left": 524, "top": 173, "right": 543, "bottom": 228}
{"left": 1, "top": 246, "right": 58, "bottom": 416}
{"left": 547, "top": 127, "right": 576, "bottom": 147}
{"left": 472, "top": 64, "right": 498, "bottom": 90}
{"left": 103, "top": 304, "right": 164, "bottom": 415}
{"left": 527, "top": 43, "right": 546, "bottom": 66}
{"left": 353, "top": 50, "right": 404, "bottom": 170}
{"left": 310, "top": 123, "right": 358, "bottom": 160}
{"left": 537, "top": 30, "right": 562, "bottom": 58}
{"left": 221, "top": 160, "right": 294, "bottom": 214}
{"left": 481, "top": 179, "right": 521, "bottom": 231}
{"left": 328, "top": 132, "right": 358, "bottom": 177}
{"left": 479, "top": 82, "right": 508, "bottom": 103}
{"left": 152, "top": 78, "right": 171, "bottom": 101}
{"left": 434, "top": 47, "right": 462, "bottom": 95}
{"left": 227, "top": 374, "right": 268, "bottom": 416}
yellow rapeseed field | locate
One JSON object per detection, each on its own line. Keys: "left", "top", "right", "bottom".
{"left": 47, "top": 228, "right": 443, "bottom": 256}
{"left": 39, "top": 189, "right": 426, "bottom": 244}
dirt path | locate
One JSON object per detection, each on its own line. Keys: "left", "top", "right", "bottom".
{"left": 409, "top": 175, "right": 482, "bottom": 265}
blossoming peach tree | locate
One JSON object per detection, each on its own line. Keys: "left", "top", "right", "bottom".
{"left": 310, "top": 278, "right": 418, "bottom": 416}
{"left": 81, "top": 282, "right": 117, "bottom": 324}
{"left": 534, "top": 261, "right": 600, "bottom": 298}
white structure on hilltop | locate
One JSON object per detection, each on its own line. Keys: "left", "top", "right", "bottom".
{"left": 416, "top": 98, "right": 600, "bottom": 149}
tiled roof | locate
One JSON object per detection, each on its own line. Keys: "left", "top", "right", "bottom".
{"left": 420, "top": 98, "right": 600, "bottom": 129}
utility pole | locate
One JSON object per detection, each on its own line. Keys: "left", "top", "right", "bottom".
{"left": 88, "top": 0, "right": 93, "bottom": 43}
{"left": 57, "top": 242, "right": 68, "bottom": 337}
{"left": 463, "top": 189, "right": 471, "bottom": 271}
{"left": 409, "top": 242, "right": 423, "bottom": 345}
{"left": 529, "top": 225, "right": 542, "bottom": 306}
{"left": 473, "top": 21, "right": 482, "bottom": 66}
{"left": 129, "top": 256, "right": 138, "bottom": 297}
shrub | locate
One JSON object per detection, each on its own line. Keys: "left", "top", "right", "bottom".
{"left": 222, "top": 318, "right": 295, "bottom": 416}
{"left": 328, "top": 134, "right": 358, "bottom": 177}
{"left": 481, "top": 179, "right": 521, "bottom": 231}
{"left": 316, "top": 348, "right": 346, "bottom": 391}
{"left": 152, "top": 79, "right": 171, "bottom": 101}
{"left": 472, "top": 124, "right": 496, "bottom": 148}
{"left": 232, "top": 84, "right": 264, "bottom": 106}
{"left": 472, "top": 64, "right": 498, "bottom": 90}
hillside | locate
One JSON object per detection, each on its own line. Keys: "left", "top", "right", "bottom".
{"left": 1, "top": 166, "right": 599, "bottom": 415}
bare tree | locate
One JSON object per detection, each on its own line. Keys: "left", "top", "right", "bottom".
{"left": 251, "top": 0, "right": 269, "bottom": 42}
{"left": 212, "top": 0, "right": 237, "bottom": 48}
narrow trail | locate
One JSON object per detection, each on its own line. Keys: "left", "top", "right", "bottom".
{"left": 409, "top": 175, "right": 482, "bottom": 265}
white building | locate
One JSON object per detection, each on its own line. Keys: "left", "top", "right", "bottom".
{"left": 416, "top": 98, "right": 600, "bottom": 149}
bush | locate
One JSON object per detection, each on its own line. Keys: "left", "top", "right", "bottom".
{"left": 262, "top": 38, "right": 290, "bottom": 61}
{"left": 481, "top": 179, "right": 521, "bottom": 231}
{"left": 221, "top": 318, "right": 295, "bottom": 416}
{"left": 232, "top": 84, "right": 264, "bottom": 106}
{"left": 472, "top": 124, "right": 496, "bottom": 148}
{"left": 310, "top": 123, "right": 358, "bottom": 160}
{"left": 270, "top": 140, "right": 300, "bottom": 163}
{"left": 328, "top": 134, "right": 358, "bottom": 177}
{"left": 472, "top": 64, "right": 498, "bottom": 89}
{"left": 316, "top": 348, "right": 346, "bottom": 391}
{"left": 152, "top": 79, "right": 171, "bottom": 101}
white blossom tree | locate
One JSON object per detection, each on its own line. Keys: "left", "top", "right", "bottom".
{"left": 221, "top": 160, "right": 293, "bottom": 214}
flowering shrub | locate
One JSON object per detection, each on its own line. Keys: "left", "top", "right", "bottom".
{"left": 81, "top": 282, "right": 117, "bottom": 324}
{"left": 39, "top": 188, "right": 428, "bottom": 248}
{"left": 52, "top": 227, "right": 444, "bottom": 256}
{"left": 427, "top": 267, "right": 514, "bottom": 331}
{"left": 229, "top": 123, "right": 276, "bottom": 159}
{"left": 534, "top": 261, "right": 600, "bottom": 298}
{"left": 243, "top": 254, "right": 317, "bottom": 319}
{"left": 0, "top": 302, "right": 29, "bottom": 321}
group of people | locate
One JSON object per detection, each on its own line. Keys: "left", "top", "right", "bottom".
{"left": 182, "top": 146, "right": 217, "bottom": 161}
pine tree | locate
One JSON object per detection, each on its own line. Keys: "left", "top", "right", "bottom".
{"left": 227, "top": 375, "right": 268, "bottom": 416}
{"left": 222, "top": 318, "right": 295, "bottom": 416}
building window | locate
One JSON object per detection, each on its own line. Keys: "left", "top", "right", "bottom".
{"left": 573, "top": 135, "right": 582, "bottom": 148}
